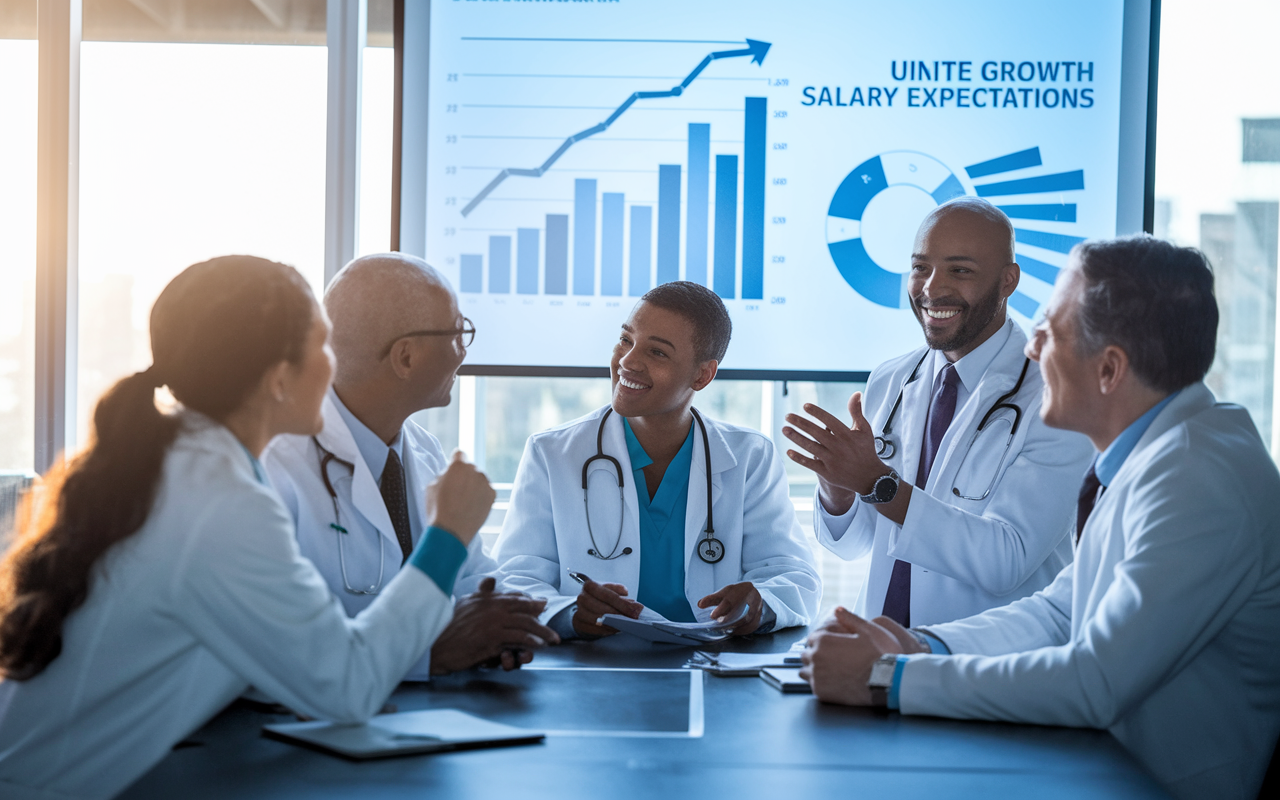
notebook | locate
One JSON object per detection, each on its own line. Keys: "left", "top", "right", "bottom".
{"left": 262, "top": 708, "right": 544, "bottom": 760}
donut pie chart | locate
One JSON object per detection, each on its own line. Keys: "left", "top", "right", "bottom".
{"left": 826, "top": 151, "right": 967, "bottom": 309}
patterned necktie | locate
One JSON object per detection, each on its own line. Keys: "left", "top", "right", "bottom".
{"left": 883, "top": 362, "right": 960, "bottom": 627}
{"left": 380, "top": 449, "right": 415, "bottom": 564}
{"left": 1076, "top": 463, "right": 1104, "bottom": 544}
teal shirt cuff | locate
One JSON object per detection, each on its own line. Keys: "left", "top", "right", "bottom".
{"left": 408, "top": 526, "right": 468, "bottom": 597}
{"left": 887, "top": 656, "right": 909, "bottom": 710}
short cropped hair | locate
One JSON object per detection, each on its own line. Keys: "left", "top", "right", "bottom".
{"left": 639, "top": 281, "right": 733, "bottom": 364}
{"left": 1072, "top": 235, "right": 1218, "bottom": 393}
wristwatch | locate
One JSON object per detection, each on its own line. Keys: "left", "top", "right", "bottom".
{"left": 867, "top": 653, "right": 899, "bottom": 708}
{"left": 859, "top": 468, "right": 900, "bottom": 505}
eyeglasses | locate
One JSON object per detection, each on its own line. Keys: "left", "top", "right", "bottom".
{"left": 380, "top": 317, "right": 475, "bottom": 358}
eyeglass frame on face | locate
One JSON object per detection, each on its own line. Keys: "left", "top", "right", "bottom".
{"left": 379, "top": 317, "right": 475, "bottom": 359}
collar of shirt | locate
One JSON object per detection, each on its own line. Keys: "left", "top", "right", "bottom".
{"left": 622, "top": 417, "right": 695, "bottom": 515}
{"left": 927, "top": 316, "right": 1013, "bottom": 408}
{"left": 1094, "top": 389, "right": 1181, "bottom": 487}
{"left": 330, "top": 388, "right": 404, "bottom": 486}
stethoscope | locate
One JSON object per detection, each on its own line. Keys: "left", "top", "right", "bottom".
{"left": 314, "top": 437, "right": 386, "bottom": 595}
{"left": 873, "top": 353, "right": 1031, "bottom": 502}
{"left": 582, "top": 407, "right": 725, "bottom": 564}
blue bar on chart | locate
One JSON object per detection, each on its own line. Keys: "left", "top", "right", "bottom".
{"left": 517, "top": 228, "right": 539, "bottom": 294}
{"left": 545, "top": 214, "right": 569, "bottom": 295}
{"left": 574, "top": 179, "right": 597, "bottom": 295}
{"left": 629, "top": 205, "right": 652, "bottom": 297}
{"left": 601, "top": 192, "right": 625, "bottom": 296}
{"left": 714, "top": 154, "right": 738, "bottom": 299}
{"left": 460, "top": 253, "right": 483, "bottom": 293}
{"left": 657, "top": 164, "right": 681, "bottom": 285}
{"left": 488, "top": 236, "right": 511, "bottom": 294}
{"left": 742, "top": 97, "right": 766, "bottom": 300}
{"left": 685, "top": 123, "right": 710, "bottom": 286}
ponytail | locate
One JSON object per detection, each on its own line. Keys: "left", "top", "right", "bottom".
{"left": 0, "top": 370, "right": 178, "bottom": 679}
{"left": 0, "top": 255, "right": 315, "bottom": 680}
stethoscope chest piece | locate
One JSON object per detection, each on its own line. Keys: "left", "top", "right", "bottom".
{"left": 697, "top": 536, "right": 725, "bottom": 564}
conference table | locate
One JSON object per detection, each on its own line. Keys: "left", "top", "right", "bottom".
{"left": 121, "top": 628, "right": 1169, "bottom": 799}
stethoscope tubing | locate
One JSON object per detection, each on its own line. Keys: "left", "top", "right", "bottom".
{"left": 313, "top": 437, "right": 386, "bottom": 595}
{"left": 873, "top": 353, "right": 1031, "bottom": 500}
{"left": 583, "top": 407, "right": 723, "bottom": 563}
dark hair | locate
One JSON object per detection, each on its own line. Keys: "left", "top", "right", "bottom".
{"left": 0, "top": 256, "right": 315, "bottom": 680}
{"left": 1072, "top": 235, "right": 1218, "bottom": 393}
{"left": 639, "top": 281, "right": 733, "bottom": 363}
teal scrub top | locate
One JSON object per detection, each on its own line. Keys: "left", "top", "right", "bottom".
{"left": 623, "top": 418, "right": 697, "bottom": 622}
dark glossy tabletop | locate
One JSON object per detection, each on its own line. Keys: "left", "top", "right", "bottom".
{"left": 121, "top": 629, "right": 1169, "bottom": 799}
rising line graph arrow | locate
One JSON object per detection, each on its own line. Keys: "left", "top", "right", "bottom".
{"left": 459, "top": 39, "right": 772, "bottom": 217}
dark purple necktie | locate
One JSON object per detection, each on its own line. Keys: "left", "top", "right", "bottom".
{"left": 380, "top": 449, "right": 415, "bottom": 564}
{"left": 882, "top": 363, "right": 959, "bottom": 627}
{"left": 1076, "top": 462, "right": 1103, "bottom": 544}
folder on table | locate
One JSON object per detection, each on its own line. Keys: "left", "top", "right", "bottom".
{"left": 263, "top": 708, "right": 544, "bottom": 760}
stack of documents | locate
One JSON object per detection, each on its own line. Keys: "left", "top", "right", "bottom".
{"left": 262, "top": 709, "right": 544, "bottom": 760}
{"left": 599, "top": 605, "right": 750, "bottom": 645}
{"left": 686, "top": 642, "right": 806, "bottom": 676}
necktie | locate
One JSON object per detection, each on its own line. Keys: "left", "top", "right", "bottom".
{"left": 1076, "top": 463, "right": 1103, "bottom": 544}
{"left": 882, "top": 363, "right": 960, "bottom": 627}
{"left": 380, "top": 449, "right": 415, "bottom": 564}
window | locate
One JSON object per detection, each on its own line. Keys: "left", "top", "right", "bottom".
{"left": 1154, "top": 0, "right": 1280, "bottom": 457}
{"left": 0, "top": 36, "right": 37, "bottom": 477}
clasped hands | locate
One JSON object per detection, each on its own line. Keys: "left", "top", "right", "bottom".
{"left": 571, "top": 578, "right": 767, "bottom": 638}
{"left": 799, "top": 607, "right": 928, "bottom": 705}
{"left": 429, "top": 577, "right": 560, "bottom": 675}
{"left": 781, "top": 392, "right": 898, "bottom": 517}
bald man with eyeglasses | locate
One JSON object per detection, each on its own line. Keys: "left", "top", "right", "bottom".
{"left": 264, "top": 253, "right": 558, "bottom": 681}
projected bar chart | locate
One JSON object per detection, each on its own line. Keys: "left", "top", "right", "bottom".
{"left": 457, "top": 98, "right": 767, "bottom": 300}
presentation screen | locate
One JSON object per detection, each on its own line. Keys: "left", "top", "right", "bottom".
{"left": 397, "top": 0, "right": 1155, "bottom": 378}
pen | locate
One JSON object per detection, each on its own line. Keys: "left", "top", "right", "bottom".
{"left": 569, "top": 570, "right": 592, "bottom": 585}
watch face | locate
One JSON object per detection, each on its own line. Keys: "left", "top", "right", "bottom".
{"left": 869, "top": 658, "right": 897, "bottom": 686}
{"left": 874, "top": 474, "right": 898, "bottom": 503}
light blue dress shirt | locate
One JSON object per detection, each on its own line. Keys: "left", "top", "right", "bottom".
{"left": 329, "top": 390, "right": 463, "bottom": 593}
{"left": 1094, "top": 390, "right": 1181, "bottom": 487}
{"left": 330, "top": 389, "right": 425, "bottom": 542}
{"left": 888, "top": 389, "right": 1183, "bottom": 709}
{"left": 623, "top": 418, "right": 697, "bottom": 622}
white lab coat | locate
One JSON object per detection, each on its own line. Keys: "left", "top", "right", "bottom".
{"left": 263, "top": 393, "right": 496, "bottom": 679}
{"left": 0, "top": 415, "right": 453, "bottom": 800}
{"left": 494, "top": 405, "right": 821, "bottom": 629}
{"left": 902, "top": 384, "right": 1280, "bottom": 800}
{"left": 816, "top": 320, "right": 1094, "bottom": 624}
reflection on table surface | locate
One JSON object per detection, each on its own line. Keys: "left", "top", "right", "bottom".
{"left": 121, "top": 628, "right": 1171, "bottom": 800}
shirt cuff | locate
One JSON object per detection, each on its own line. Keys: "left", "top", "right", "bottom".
{"left": 815, "top": 490, "right": 858, "bottom": 540}
{"left": 887, "top": 655, "right": 909, "bottom": 710}
{"left": 918, "top": 628, "right": 952, "bottom": 654}
{"left": 407, "top": 526, "right": 469, "bottom": 597}
{"left": 549, "top": 604, "right": 580, "bottom": 640}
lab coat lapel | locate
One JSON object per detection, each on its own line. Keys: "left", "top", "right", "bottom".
{"left": 315, "top": 394, "right": 399, "bottom": 551}
{"left": 929, "top": 323, "right": 1028, "bottom": 492}
{"left": 683, "top": 413, "right": 736, "bottom": 605}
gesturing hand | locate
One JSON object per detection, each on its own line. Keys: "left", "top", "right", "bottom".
{"left": 572, "top": 579, "right": 644, "bottom": 637}
{"left": 782, "top": 393, "right": 889, "bottom": 515}
{"left": 697, "top": 581, "right": 765, "bottom": 636}
{"left": 799, "top": 608, "right": 904, "bottom": 705}
{"left": 426, "top": 451, "right": 496, "bottom": 546}
{"left": 429, "top": 577, "right": 559, "bottom": 675}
